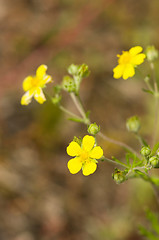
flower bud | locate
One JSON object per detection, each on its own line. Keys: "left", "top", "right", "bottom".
{"left": 78, "top": 64, "right": 90, "bottom": 78}
{"left": 62, "top": 75, "right": 76, "bottom": 92}
{"left": 144, "top": 75, "right": 150, "bottom": 83}
{"left": 126, "top": 116, "right": 140, "bottom": 133}
{"left": 146, "top": 46, "right": 158, "bottom": 62}
{"left": 112, "top": 170, "right": 126, "bottom": 184}
{"left": 149, "top": 156, "right": 159, "bottom": 168}
{"left": 52, "top": 95, "right": 61, "bottom": 105}
{"left": 87, "top": 123, "right": 100, "bottom": 135}
{"left": 140, "top": 146, "right": 151, "bottom": 157}
{"left": 68, "top": 64, "right": 79, "bottom": 76}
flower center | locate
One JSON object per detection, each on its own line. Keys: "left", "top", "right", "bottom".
{"left": 119, "top": 52, "right": 131, "bottom": 65}
{"left": 31, "top": 77, "right": 40, "bottom": 87}
{"left": 80, "top": 150, "right": 89, "bottom": 162}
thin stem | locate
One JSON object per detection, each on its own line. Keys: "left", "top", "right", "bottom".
{"left": 100, "top": 156, "right": 127, "bottom": 168}
{"left": 59, "top": 105, "right": 84, "bottom": 120}
{"left": 70, "top": 93, "right": 86, "bottom": 119}
{"left": 150, "top": 62, "right": 159, "bottom": 146}
{"left": 145, "top": 80, "right": 153, "bottom": 92}
{"left": 135, "top": 133, "right": 145, "bottom": 146}
{"left": 69, "top": 93, "right": 140, "bottom": 158}
{"left": 98, "top": 131, "right": 140, "bottom": 158}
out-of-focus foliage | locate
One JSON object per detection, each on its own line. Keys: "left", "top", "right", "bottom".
{"left": 139, "top": 210, "right": 159, "bottom": 240}
{"left": 1, "top": 0, "right": 159, "bottom": 240}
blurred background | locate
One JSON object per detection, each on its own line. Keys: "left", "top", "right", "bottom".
{"left": 0, "top": 0, "right": 159, "bottom": 239}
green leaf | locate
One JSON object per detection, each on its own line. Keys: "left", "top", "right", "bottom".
{"left": 152, "top": 142, "right": 159, "bottom": 156}
{"left": 146, "top": 210, "right": 159, "bottom": 235}
{"left": 134, "top": 169, "right": 150, "bottom": 181}
{"left": 133, "top": 160, "right": 144, "bottom": 167}
{"left": 85, "top": 110, "right": 90, "bottom": 119}
{"left": 142, "top": 88, "right": 154, "bottom": 95}
{"left": 125, "top": 153, "right": 131, "bottom": 166}
{"left": 68, "top": 117, "right": 84, "bottom": 123}
{"left": 151, "top": 177, "right": 159, "bottom": 186}
{"left": 139, "top": 225, "right": 159, "bottom": 240}
{"left": 112, "top": 156, "right": 128, "bottom": 168}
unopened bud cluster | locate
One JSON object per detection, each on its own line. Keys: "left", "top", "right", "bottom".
{"left": 112, "top": 169, "right": 126, "bottom": 184}
{"left": 140, "top": 146, "right": 159, "bottom": 168}
{"left": 62, "top": 64, "right": 90, "bottom": 94}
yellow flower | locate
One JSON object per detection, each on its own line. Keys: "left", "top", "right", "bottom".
{"left": 113, "top": 46, "right": 146, "bottom": 80}
{"left": 66, "top": 135, "right": 103, "bottom": 176}
{"left": 21, "top": 64, "right": 52, "bottom": 105}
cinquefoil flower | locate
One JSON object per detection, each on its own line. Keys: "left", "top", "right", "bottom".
{"left": 113, "top": 46, "right": 146, "bottom": 80}
{"left": 67, "top": 135, "right": 103, "bottom": 176}
{"left": 21, "top": 64, "right": 52, "bottom": 105}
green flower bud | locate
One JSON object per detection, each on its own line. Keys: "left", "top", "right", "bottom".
{"left": 68, "top": 64, "right": 79, "bottom": 76}
{"left": 146, "top": 46, "right": 158, "bottom": 62}
{"left": 87, "top": 123, "right": 100, "bottom": 135}
{"left": 62, "top": 75, "right": 76, "bottom": 92}
{"left": 140, "top": 146, "right": 151, "bottom": 157}
{"left": 149, "top": 156, "right": 159, "bottom": 168}
{"left": 112, "top": 170, "right": 126, "bottom": 184}
{"left": 126, "top": 116, "right": 140, "bottom": 133}
{"left": 144, "top": 75, "right": 150, "bottom": 83}
{"left": 78, "top": 64, "right": 90, "bottom": 78}
{"left": 52, "top": 95, "right": 61, "bottom": 105}
{"left": 53, "top": 85, "right": 62, "bottom": 94}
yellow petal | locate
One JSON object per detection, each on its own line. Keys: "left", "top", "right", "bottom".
{"left": 131, "top": 53, "right": 146, "bottom": 65}
{"left": 67, "top": 141, "right": 81, "bottom": 157}
{"left": 22, "top": 76, "right": 33, "bottom": 91}
{"left": 113, "top": 64, "right": 125, "bottom": 79}
{"left": 89, "top": 146, "right": 103, "bottom": 159}
{"left": 34, "top": 87, "right": 46, "bottom": 104}
{"left": 123, "top": 64, "right": 135, "bottom": 80}
{"left": 21, "top": 90, "right": 34, "bottom": 105}
{"left": 129, "top": 46, "right": 143, "bottom": 56}
{"left": 41, "top": 75, "right": 52, "bottom": 85}
{"left": 67, "top": 157, "right": 82, "bottom": 174}
{"left": 36, "top": 65, "right": 47, "bottom": 80}
{"left": 82, "top": 135, "right": 95, "bottom": 152}
{"left": 82, "top": 161, "right": 97, "bottom": 176}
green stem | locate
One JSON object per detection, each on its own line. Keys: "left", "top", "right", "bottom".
{"left": 135, "top": 133, "right": 145, "bottom": 146}
{"left": 98, "top": 132, "right": 140, "bottom": 158}
{"left": 59, "top": 105, "right": 84, "bottom": 120}
{"left": 100, "top": 156, "right": 127, "bottom": 168}
{"left": 45, "top": 90, "right": 84, "bottom": 121}
{"left": 145, "top": 80, "right": 153, "bottom": 92}
{"left": 150, "top": 62, "right": 159, "bottom": 146}
{"left": 70, "top": 93, "right": 87, "bottom": 120}
{"left": 69, "top": 92, "right": 140, "bottom": 157}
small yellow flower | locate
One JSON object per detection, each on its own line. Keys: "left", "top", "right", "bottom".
{"left": 21, "top": 64, "right": 52, "bottom": 105}
{"left": 113, "top": 46, "right": 146, "bottom": 80}
{"left": 66, "top": 135, "right": 103, "bottom": 176}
